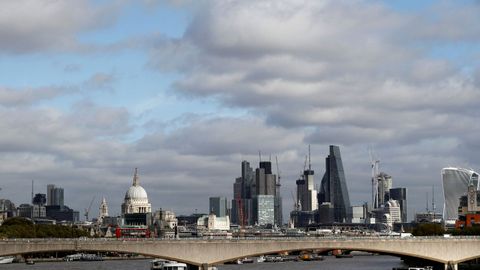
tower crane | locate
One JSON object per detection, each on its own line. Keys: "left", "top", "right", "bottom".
{"left": 275, "top": 156, "right": 281, "bottom": 185}
{"left": 369, "top": 148, "right": 380, "bottom": 209}
{"left": 84, "top": 196, "right": 96, "bottom": 222}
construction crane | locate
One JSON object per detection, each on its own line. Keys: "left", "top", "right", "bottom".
{"left": 369, "top": 148, "right": 380, "bottom": 209}
{"left": 84, "top": 196, "right": 96, "bottom": 222}
{"left": 275, "top": 156, "right": 281, "bottom": 185}
{"left": 291, "top": 190, "right": 299, "bottom": 211}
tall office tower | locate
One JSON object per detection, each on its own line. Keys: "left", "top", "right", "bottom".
{"left": 47, "top": 185, "right": 64, "bottom": 207}
{"left": 255, "top": 160, "right": 282, "bottom": 226}
{"left": 47, "top": 184, "right": 55, "bottom": 206}
{"left": 232, "top": 161, "right": 254, "bottom": 225}
{"left": 377, "top": 172, "right": 393, "bottom": 207}
{"left": 209, "top": 197, "right": 228, "bottom": 217}
{"left": 256, "top": 161, "right": 276, "bottom": 196}
{"left": 318, "top": 145, "right": 351, "bottom": 223}
{"left": 442, "top": 167, "right": 479, "bottom": 223}
{"left": 389, "top": 187, "right": 407, "bottom": 223}
{"left": 253, "top": 195, "right": 275, "bottom": 226}
{"left": 53, "top": 188, "right": 64, "bottom": 207}
{"left": 297, "top": 148, "right": 318, "bottom": 212}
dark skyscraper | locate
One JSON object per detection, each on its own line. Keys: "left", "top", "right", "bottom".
{"left": 389, "top": 187, "right": 407, "bottom": 223}
{"left": 318, "top": 145, "right": 351, "bottom": 223}
{"left": 209, "top": 197, "right": 228, "bottom": 217}
{"left": 232, "top": 161, "right": 254, "bottom": 225}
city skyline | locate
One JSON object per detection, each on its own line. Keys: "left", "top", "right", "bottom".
{"left": 1, "top": 0, "right": 479, "bottom": 221}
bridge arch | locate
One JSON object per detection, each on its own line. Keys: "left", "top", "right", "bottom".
{"left": 1, "top": 237, "right": 480, "bottom": 268}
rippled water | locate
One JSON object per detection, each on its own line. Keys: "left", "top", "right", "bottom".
{"left": 0, "top": 255, "right": 405, "bottom": 270}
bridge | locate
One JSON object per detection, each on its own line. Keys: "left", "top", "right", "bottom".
{"left": 1, "top": 237, "right": 480, "bottom": 270}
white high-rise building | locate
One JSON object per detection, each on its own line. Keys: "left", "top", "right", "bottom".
{"left": 442, "top": 167, "right": 479, "bottom": 223}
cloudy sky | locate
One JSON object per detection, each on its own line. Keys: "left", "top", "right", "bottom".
{"left": 1, "top": 0, "right": 479, "bottom": 221}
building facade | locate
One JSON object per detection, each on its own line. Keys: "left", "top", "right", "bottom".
{"left": 209, "top": 197, "right": 228, "bottom": 217}
{"left": 442, "top": 167, "right": 479, "bottom": 223}
{"left": 389, "top": 187, "right": 407, "bottom": 223}
{"left": 253, "top": 195, "right": 275, "bottom": 226}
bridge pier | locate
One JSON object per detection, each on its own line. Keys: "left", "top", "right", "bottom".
{"left": 445, "top": 262, "right": 458, "bottom": 270}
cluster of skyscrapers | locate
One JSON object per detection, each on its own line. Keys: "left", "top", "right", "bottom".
{"left": 230, "top": 160, "right": 283, "bottom": 226}
{"left": 243, "top": 144, "right": 409, "bottom": 230}
{"left": 291, "top": 145, "right": 355, "bottom": 227}
{"left": 3, "top": 184, "right": 80, "bottom": 223}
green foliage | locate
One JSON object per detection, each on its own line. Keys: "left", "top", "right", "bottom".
{"left": 2, "top": 217, "right": 34, "bottom": 226}
{"left": 0, "top": 217, "right": 89, "bottom": 238}
{"left": 450, "top": 225, "right": 480, "bottom": 236}
{"left": 412, "top": 223, "right": 445, "bottom": 236}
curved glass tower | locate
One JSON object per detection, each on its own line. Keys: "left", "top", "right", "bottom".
{"left": 442, "top": 167, "right": 479, "bottom": 222}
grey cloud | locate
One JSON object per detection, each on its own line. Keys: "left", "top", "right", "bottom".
{"left": 0, "top": 0, "right": 119, "bottom": 53}
{"left": 83, "top": 73, "right": 116, "bottom": 91}
{"left": 0, "top": 86, "right": 72, "bottom": 107}
{"left": 69, "top": 101, "right": 132, "bottom": 137}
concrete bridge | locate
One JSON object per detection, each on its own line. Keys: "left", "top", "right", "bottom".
{"left": 1, "top": 237, "right": 480, "bottom": 270}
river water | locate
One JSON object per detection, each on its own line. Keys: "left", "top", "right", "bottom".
{"left": 0, "top": 255, "right": 406, "bottom": 270}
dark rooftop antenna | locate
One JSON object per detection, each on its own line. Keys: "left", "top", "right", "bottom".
{"left": 308, "top": 144, "right": 312, "bottom": 171}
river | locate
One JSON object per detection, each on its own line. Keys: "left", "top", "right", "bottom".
{"left": 0, "top": 255, "right": 406, "bottom": 270}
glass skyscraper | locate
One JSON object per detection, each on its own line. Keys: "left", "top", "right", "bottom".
{"left": 389, "top": 187, "right": 407, "bottom": 223}
{"left": 253, "top": 195, "right": 275, "bottom": 226}
{"left": 209, "top": 197, "right": 228, "bottom": 217}
{"left": 318, "top": 145, "right": 351, "bottom": 223}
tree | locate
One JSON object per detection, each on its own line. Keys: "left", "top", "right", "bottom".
{"left": 412, "top": 223, "right": 444, "bottom": 236}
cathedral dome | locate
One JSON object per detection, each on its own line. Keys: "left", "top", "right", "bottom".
{"left": 125, "top": 185, "right": 148, "bottom": 201}
{"left": 121, "top": 168, "right": 152, "bottom": 215}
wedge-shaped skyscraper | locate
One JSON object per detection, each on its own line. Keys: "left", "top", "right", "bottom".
{"left": 318, "top": 145, "right": 351, "bottom": 223}
{"left": 442, "top": 167, "right": 479, "bottom": 222}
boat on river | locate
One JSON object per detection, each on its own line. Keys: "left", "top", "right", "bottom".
{"left": 0, "top": 256, "right": 14, "bottom": 264}
{"left": 150, "top": 259, "right": 187, "bottom": 270}
{"left": 64, "top": 253, "right": 103, "bottom": 261}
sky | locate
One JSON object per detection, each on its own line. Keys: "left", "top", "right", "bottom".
{"left": 1, "top": 0, "right": 480, "bottom": 222}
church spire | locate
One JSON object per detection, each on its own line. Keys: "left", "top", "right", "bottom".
{"left": 133, "top": 168, "right": 139, "bottom": 186}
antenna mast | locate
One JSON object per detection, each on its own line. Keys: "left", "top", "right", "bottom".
{"left": 258, "top": 151, "right": 262, "bottom": 163}
{"left": 31, "top": 180, "right": 34, "bottom": 204}
{"left": 308, "top": 144, "right": 311, "bottom": 170}
{"left": 426, "top": 192, "right": 429, "bottom": 212}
